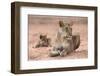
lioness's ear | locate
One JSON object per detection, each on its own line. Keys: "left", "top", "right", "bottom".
{"left": 59, "top": 21, "right": 64, "bottom": 27}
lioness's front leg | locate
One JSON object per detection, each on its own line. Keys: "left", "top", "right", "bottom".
{"left": 60, "top": 49, "right": 68, "bottom": 57}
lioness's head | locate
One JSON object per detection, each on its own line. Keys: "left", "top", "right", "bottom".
{"left": 59, "top": 21, "right": 72, "bottom": 30}
{"left": 59, "top": 21, "right": 72, "bottom": 37}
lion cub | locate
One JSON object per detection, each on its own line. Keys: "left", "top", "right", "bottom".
{"left": 34, "top": 34, "right": 51, "bottom": 48}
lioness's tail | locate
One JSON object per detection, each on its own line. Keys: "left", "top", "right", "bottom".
{"left": 72, "top": 34, "right": 80, "bottom": 50}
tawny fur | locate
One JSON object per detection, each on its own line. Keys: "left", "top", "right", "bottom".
{"left": 50, "top": 21, "right": 80, "bottom": 57}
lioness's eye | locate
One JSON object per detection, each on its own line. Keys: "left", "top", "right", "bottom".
{"left": 66, "top": 27, "right": 68, "bottom": 30}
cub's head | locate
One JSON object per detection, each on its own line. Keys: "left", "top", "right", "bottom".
{"left": 39, "top": 34, "right": 47, "bottom": 40}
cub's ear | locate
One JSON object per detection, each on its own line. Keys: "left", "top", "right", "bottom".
{"left": 40, "top": 34, "right": 43, "bottom": 39}
{"left": 44, "top": 34, "right": 47, "bottom": 38}
{"left": 59, "top": 21, "right": 64, "bottom": 27}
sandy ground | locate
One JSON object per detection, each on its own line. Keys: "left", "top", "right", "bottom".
{"left": 28, "top": 23, "right": 88, "bottom": 61}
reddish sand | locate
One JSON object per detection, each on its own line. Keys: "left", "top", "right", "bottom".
{"left": 28, "top": 23, "right": 88, "bottom": 61}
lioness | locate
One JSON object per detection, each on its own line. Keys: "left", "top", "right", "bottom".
{"left": 50, "top": 21, "right": 80, "bottom": 57}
